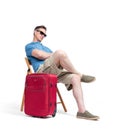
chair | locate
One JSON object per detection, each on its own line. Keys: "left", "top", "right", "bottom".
{"left": 20, "top": 57, "right": 67, "bottom": 112}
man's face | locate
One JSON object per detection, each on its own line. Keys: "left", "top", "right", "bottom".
{"left": 34, "top": 28, "right": 47, "bottom": 42}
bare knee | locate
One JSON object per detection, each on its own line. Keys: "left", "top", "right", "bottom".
{"left": 71, "top": 74, "right": 81, "bottom": 85}
{"left": 54, "top": 50, "right": 67, "bottom": 58}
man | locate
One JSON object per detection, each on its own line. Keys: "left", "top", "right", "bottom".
{"left": 25, "top": 25, "right": 99, "bottom": 120}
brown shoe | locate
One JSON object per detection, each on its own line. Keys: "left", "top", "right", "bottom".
{"left": 81, "top": 74, "right": 96, "bottom": 83}
{"left": 76, "top": 111, "right": 99, "bottom": 120}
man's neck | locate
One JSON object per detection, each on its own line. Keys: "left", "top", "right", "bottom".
{"left": 33, "top": 38, "right": 41, "bottom": 42}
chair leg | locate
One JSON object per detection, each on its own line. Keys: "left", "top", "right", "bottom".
{"left": 57, "top": 87, "right": 67, "bottom": 112}
{"left": 20, "top": 92, "right": 24, "bottom": 111}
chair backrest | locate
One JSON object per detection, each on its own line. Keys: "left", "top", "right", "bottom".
{"left": 25, "top": 57, "right": 33, "bottom": 74}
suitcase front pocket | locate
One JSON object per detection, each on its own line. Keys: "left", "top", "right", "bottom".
{"left": 25, "top": 76, "right": 46, "bottom": 91}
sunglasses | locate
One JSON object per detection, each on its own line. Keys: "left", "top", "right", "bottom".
{"left": 36, "top": 30, "right": 47, "bottom": 37}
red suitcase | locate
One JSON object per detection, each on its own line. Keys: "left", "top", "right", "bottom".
{"left": 24, "top": 73, "right": 57, "bottom": 117}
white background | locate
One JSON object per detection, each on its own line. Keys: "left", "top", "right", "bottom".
{"left": 0, "top": 0, "right": 113, "bottom": 129}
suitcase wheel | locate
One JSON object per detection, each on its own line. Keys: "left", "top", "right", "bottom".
{"left": 52, "top": 107, "right": 57, "bottom": 117}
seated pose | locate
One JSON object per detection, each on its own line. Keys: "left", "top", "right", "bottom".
{"left": 25, "top": 25, "right": 99, "bottom": 120}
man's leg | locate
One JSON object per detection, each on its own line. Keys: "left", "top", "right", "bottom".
{"left": 52, "top": 50, "right": 95, "bottom": 83}
{"left": 71, "top": 74, "right": 86, "bottom": 113}
{"left": 71, "top": 74, "right": 99, "bottom": 120}
{"left": 52, "top": 50, "right": 81, "bottom": 75}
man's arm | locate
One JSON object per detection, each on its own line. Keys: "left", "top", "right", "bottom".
{"left": 32, "top": 49, "right": 52, "bottom": 60}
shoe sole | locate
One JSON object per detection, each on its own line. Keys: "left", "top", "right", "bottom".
{"left": 77, "top": 116, "right": 99, "bottom": 120}
{"left": 81, "top": 78, "right": 96, "bottom": 83}
{"left": 88, "top": 78, "right": 96, "bottom": 83}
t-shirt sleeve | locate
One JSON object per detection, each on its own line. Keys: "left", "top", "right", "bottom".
{"left": 25, "top": 44, "right": 35, "bottom": 56}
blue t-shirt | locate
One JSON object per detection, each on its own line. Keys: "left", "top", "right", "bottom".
{"left": 25, "top": 42, "right": 53, "bottom": 72}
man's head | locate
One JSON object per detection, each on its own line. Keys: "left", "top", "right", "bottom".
{"left": 33, "top": 25, "right": 47, "bottom": 42}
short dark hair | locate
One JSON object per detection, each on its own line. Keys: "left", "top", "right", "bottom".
{"left": 34, "top": 25, "right": 47, "bottom": 31}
